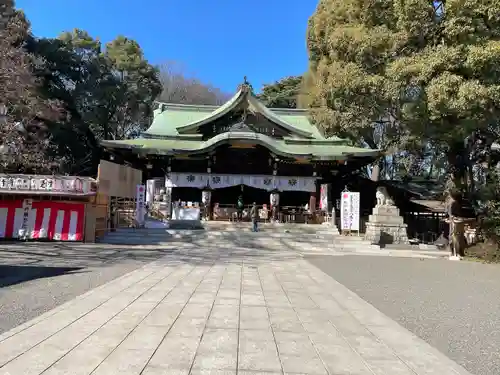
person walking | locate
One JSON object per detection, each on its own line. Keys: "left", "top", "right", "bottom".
{"left": 250, "top": 202, "right": 259, "bottom": 232}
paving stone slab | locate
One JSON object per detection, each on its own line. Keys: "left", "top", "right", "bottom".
{"left": 0, "top": 249, "right": 473, "bottom": 375}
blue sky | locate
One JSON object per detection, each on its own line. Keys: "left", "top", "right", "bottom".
{"left": 16, "top": 0, "right": 318, "bottom": 93}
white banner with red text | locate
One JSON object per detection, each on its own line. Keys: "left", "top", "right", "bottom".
{"left": 340, "top": 191, "right": 360, "bottom": 231}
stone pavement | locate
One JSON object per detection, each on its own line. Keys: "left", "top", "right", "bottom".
{"left": 0, "top": 249, "right": 470, "bottom": 375}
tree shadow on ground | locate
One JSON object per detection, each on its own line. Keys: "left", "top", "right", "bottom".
{"left": 0, "top": 223, "right": 324, "bottom": 269}
{"left": 0, "top": 239, "right": 301, "bottom": 270}
{"left": 0, "top": 265, "right": 85, "bottom": 288}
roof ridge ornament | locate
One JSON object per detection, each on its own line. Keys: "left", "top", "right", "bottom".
{"left": 238, "top": 76, "right": 253, "bottom": 93}
{"left": 229, "top": 121, "right": 252, "bottom": 132}
{"left": 229, "top": 108, "right": 251, "bottom": 132}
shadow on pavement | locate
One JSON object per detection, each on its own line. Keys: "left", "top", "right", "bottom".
{"left": 0, "top": 265, "right": 85, "bottom": 288}
{"left": 0, "top": 240, "right": 301, "bottom": 270}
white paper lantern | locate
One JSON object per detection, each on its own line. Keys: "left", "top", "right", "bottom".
{"left": 202, "top": 190, "right": 211, "bottom": 204}
{"left": 270, "top": 192, "right": 279, "bottom": 207}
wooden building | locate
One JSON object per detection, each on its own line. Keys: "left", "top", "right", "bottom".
{"left": 101, "top": 80, "right": 381, "bottom": 221}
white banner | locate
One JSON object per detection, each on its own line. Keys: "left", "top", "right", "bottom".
{"left": 146, "top": 179, "right": 155, "bottom": 204}
{"left": 136, "top": 184, "right": 146, "bottom": 226}
{"left": 165, "top": 173, "right": 317, "bottom": 192}
{"left": 320, "top": 184, "right": 329, "bottom": 211}
{"left": 340, "top": 191, "right": 360, "bottom": 231}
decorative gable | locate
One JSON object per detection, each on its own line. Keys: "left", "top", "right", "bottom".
{"left": 173, "top": 78, "right": 313, "bottom": 139}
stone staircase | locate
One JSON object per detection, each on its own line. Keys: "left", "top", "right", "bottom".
{"left": 99, "top": 221, "right": 380, "bottom": 252}
{"left": 96, "top": 220, "right": 447, "bottom": 258}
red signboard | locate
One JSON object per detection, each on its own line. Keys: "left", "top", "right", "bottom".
{"left": 0, "top": 200, "right": 85, "bottom": 241}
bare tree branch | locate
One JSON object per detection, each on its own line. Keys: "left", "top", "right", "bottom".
{"left": 156, "top": 60, "right": 230, "bottom": 105}
{"left": 0, "top": 9, "right": 63, "bottom": 173}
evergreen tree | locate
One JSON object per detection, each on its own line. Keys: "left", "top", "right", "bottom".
{"left": 306, "top": 0, "right": 500, "bottom": 185}
{"left": 257, "top": 76, "right": 303, "bottom": 108}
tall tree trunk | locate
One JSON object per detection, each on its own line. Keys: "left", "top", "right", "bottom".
{"left": 370, "top": 159, "right": 383, "bottom": 181}
{"left": 446, "top": 141, "right": 467, "bottom": 196}
{"left": 366, "top": 138, "right": 382, "bottom": 181}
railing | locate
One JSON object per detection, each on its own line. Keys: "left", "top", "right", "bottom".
{"left": 212, "top": 203, "right": 326, "bottom": 224}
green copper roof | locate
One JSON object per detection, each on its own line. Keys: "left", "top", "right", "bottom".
{"left": 101, "top": 82, "right": 382, "bottom": 161}
{"left": 146, "top": 86, "right": 319, "bottom": 139}
{"left": 146, "top": 105, "right": 325, "bottom": 139}
{"left": 101, "top": 133, "right": 380, "bottom": 161}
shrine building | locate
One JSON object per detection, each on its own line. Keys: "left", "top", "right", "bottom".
{"left": 101, "top": 79, "right": 381, "bottom": 222}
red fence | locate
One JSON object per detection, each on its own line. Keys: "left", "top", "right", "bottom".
{"left": 0, "top": 200, "right": 85, "bottom": 241}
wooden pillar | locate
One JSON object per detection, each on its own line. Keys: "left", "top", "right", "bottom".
{"left": 309, "top": 192, "right": 317, "bottom": 214}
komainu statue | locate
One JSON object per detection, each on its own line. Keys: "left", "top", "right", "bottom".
{"left": 375, "top": 186, "right": 395, "bottom": 206}
{"left": 364, "top": 185, "right": 409, "bottom": 245}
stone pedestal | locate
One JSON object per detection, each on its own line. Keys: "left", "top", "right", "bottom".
{"left": 364, "top": 205, "right": 409, "bottom": 245}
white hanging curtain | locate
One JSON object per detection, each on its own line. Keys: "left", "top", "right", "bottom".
{"left": 165, "top": 173, "right": 317, "bottom": 192}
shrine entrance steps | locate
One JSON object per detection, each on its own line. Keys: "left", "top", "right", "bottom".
{"left": 95, "top": 220, "right": 447, "bottom": 258}
{"left": 98, "top": 221, "right": 353, "bottom": 246}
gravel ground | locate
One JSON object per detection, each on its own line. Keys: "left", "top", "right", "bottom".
{"left": 306, "top": 255, "right": 500, "bottom": 375}
{"left": 0, "top": 242, "right": 168, "bottom": 334}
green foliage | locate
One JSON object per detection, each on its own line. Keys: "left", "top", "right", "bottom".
{"left": 256, "top": 76, "right": 303, "bottom": 108}
{"left": 1, "top": 5, "right": 234, "bottom": 177}
{"left": 28, "top": 29, "right": 161, "bottom": 174}
{"left": 477, "top": 168, "right": 500, "bottom": 260}
{"left": 306, "top": 0, "right": 500, "bottom": 184}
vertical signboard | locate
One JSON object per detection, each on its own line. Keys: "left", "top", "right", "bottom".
{"left": 136, "top": 184, "right": 146, "bottom": 227}
{"left": 340, "top": 191, "right": 360, "bottom": 232}
{"left": 19, "top": 199, "right": 33, "bottom": 238}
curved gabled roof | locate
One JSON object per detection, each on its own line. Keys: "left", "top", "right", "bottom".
{"left": 172, "top": 88, "right": 247, "bottom": 133}
{"left": 101, "top": 133, "right": 381, "bottom": 161}
{"left": 145, "top": 86, "right": 315, "bottom": 139}
{"left": 246, "top": 95, "right": 312, "bottom": 138}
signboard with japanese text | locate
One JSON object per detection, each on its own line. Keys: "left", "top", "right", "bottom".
{"left": 19, "top": 199, "right": 33, "bottom": 238}
{"left": 0, "top": 174, "right": 96, "bottom": 195}
{"left": 136, "top": 184, "right": 146, "bottom": 226}
{"left": 340, "top": 191, "right": 360, "bottom": 231}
